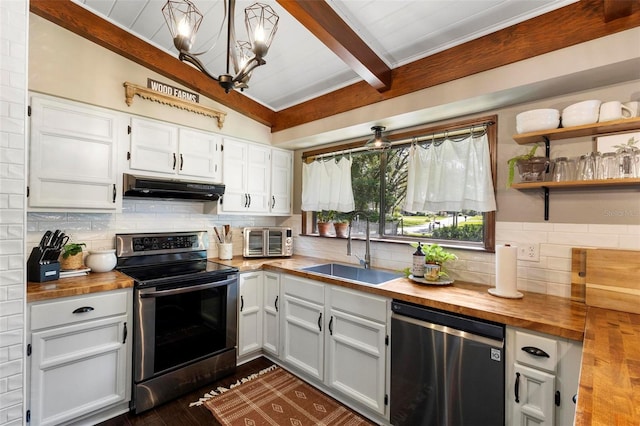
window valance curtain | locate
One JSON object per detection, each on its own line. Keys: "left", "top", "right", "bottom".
{"left": 403, "top": 132, "right": 496, "bottom": 213}
{"left": 302, "top": 156, "right": 355, "bottom": 212}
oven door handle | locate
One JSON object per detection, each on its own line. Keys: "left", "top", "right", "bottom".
{"left": 139, "top": 277, "right": 236, "bottom": 298}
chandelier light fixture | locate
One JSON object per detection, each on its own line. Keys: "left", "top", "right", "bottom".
{"left": 365, "top": 126, "right": 392, "bottom": 150}
{"left": 162, "top": 0, "right": 279, "bottom": 93}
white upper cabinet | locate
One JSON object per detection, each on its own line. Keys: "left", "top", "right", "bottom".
{"left": 178, "top": 128, "right": 222, "bottom": 181}
{"left": 128, "top": 117, "right": 222, "bottom": 182}
{"left": 270, "top": 149, "right": 293, "bottom": 215}
{"left": 28, "top": 94, "right": 122, "bottom": 211}
{"left": 219, "top": 138, "right": 292, "bottom": 215}
{"left": 219, "top": 138, "right": 271, "bottom": 213}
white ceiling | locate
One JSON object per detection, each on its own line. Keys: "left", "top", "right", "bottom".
{"left": 72, "top": 0, "right": 578, "bottom": 111}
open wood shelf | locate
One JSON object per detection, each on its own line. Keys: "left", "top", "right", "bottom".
{"left": 511, "top": 178, "right": 640, "bottom": 189}
{"left": 513, "top": 117, "right": 640, "bottom": 145}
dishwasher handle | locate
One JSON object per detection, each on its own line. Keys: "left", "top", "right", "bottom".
{"left": 392, "top": 311, "right": 504, "bottom": 348}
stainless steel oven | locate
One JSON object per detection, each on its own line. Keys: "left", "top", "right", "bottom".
{"left": 243, "top": 226, "right": 293, "bottom": 257}
{"left": 116, "top": 231, "right": 238, "bottom": 414}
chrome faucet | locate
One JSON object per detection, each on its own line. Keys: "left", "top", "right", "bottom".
{"left": 347, "top": 212, "right": 371, "bottom": 269}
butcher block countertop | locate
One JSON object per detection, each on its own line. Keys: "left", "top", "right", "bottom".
{"left": 27, "top": 270, "right": 133, "bottom": 302}
{"left": 223, "top": 255, "right": 587, "bottom": 340}
{"left": 26, "top": 255, "right": 639, "bottom": 424}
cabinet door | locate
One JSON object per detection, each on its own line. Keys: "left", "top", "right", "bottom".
{"left": 326, "top": 286, "right": 388, "bottom": 415}
{"left": 220, "top": 139, "right": 249, "bottom": 212}
{"left": 29, "top": 95, "right": 119, "bottom": 210}
{"left": 270, "top": 149, "right": 292, "bottom": 214}
{"left": 262, "top": 272, "right": 280, "bottom": 356}
{"left": 512, "top": 363, "right": 556, "bottom": 426}
{"left": 238, "top": 272, "right": 263, "bottom": 356}
{"left": 246, "top": 144, "right": 271, "bottom": 213}
{"left": 178, "top": 128, "right": 222, "bottom": 181}
{"left": 129, "top": 117, "right": 178, "bottom": 174}
{"left": 281, "top": 275, "right": 325, "bottom": 381}
{"left": 30, "top": 315, "right": 128, "bottom": 426}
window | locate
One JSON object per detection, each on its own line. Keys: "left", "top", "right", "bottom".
{"left": 304, "top": 116, "right": 497, "bottom": 251}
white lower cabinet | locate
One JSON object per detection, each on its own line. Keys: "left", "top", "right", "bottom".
{"left": 325, "top": 285, "right": 388, "bottom": 415}
{"left": 238, "top": 272, "right": 263, "bottom": 357}
{"left": 262, "top": 271, "right": 280, "bottom": 356}
{"left": 506, "top": 327, "right": 582, "bottom": 426}
{"left": 27, "top": 289, "right": 132, "bottom": 426}
{"left": 280, "top": 274, "right": 390, "bottom": 419}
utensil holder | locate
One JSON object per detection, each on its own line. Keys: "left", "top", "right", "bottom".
{"left": 218, "top": 243, "right": 233, "bottom": 260}
{"left": 27, "top": 247, "right": 60, "bottom": 282}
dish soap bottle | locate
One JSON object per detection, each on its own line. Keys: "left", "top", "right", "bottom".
{"left": 412, "top": 243, "right": 425, "bottom": 278}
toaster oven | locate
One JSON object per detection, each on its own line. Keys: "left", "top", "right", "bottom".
{"left": 243, "top": 227, "right": 293, "bottom": 258}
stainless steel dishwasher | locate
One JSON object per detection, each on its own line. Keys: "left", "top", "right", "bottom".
{"left": 390, "top": 300, "right": 505, "bottom": 426}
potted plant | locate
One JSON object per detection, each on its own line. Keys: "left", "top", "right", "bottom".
{"left": 506, "top": 143, "right": 548, "bottom": 187}
{"left": 316, "top": 210, "right": 334, "bottom": 237}
{"left": 60, "top": 242, "right": 86, "bottom": 270}
{"left": 333, "top": 213, "right": 350, "bottom": 238}
{"left": 422, "top": 243, "right": 458, "bottom": 281}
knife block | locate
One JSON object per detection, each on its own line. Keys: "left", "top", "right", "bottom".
{"left": 27, "top": 248, "right": 60, "bottom": 282}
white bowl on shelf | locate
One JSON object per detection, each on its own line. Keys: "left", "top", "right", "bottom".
{"left": 515, "top": 109, "right": 560, "bottom": 134}
{"left": 562, "top": 100, "right": 601, "bottom": 127}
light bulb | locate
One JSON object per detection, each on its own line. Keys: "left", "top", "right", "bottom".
{"left": 254, "top": 25, "right": 265, "bottom": 43}
{"left": 177, "top": 17, "right": 192, "bottom": 38}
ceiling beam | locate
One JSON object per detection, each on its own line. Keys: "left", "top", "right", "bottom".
{"left": 271, "top": 0, "right": 640, "bottom": 132}
{"left": 28, "top": 0, "right": 640, "bottom": 134}
{"left": 276, "top": 0, "right": 391, "bottom": 92}
{"left": 603, "top": 0, "right": 635, "bottom": 22}
{"left": 29, "top": 0, "right": 276, "bottom": 127}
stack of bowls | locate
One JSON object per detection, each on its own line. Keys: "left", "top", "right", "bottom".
{"left": 561, "top": 100, "right": 601, "bottom": 127}
{"left": 515, "top": 109, "right": 560, "bottom": 134}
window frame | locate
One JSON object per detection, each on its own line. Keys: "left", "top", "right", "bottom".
{"left": 301, "top": 115, "right": 497, "bottom": 252}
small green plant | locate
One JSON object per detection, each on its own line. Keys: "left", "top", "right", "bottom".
{"left": 316, "top": 210, "right": 335, "bottom": 223}
{"left": 407, "top": 242, "right": 458, "bottom": 277}
{"left": 333, "top": 212, "right": 350, "bottom": 224}
{"left": 422, "top": 243, "right": 458, "bottom": 265}
{"left": 506, "top": 143, "right": 541, "bottom": 188}
{"left": 613, "top": 136, "right": 638, "bottom": 151}
{"left": 62, "top": 243, "right": 86, "bottom": 259}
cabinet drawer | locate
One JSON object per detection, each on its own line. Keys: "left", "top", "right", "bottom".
{"left": 514, "top": 330, "right": 558, "bottom": 373}
{"left": 283, "top": 275, "right": 324, "bottom": 304}
{"left": 328, "top": 286, "right": 388, "bottom": 323}
{"left": 30, "top": 290, "right": 129, "bottom": 331}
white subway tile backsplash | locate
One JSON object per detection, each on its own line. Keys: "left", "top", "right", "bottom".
{"left": 295, "top": 221, "right": 635, "bottom": 297}
{"left": 545, "top": 282, "right": 571, "bottom": 298}
{"left": 546, "top": 256, "right": 572, "bottom": 272}
{"left": 619, "top": 235, "right": 640, "bottom": 249}
{"left": 522, "top": 222, "right": 554, "bottom": 232}
{"left": 548, "top": 232, "right": 619, "bottom": 247}
{"left": 552, "top": 223, "right": 588, "bottom": 233}
{"left": 587, "top": 224, "right": 629, "bottom": 234}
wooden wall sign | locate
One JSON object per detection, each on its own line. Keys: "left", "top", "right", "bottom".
{"left": 147, "top": 78, "right": 199, "bottom": 103}
{"left": 123, "top": 81, "right": 226, "bottom": 129}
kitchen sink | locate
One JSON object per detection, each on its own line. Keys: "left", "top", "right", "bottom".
{"left": 301, "top": 263, "right": 403, "bottom": 285}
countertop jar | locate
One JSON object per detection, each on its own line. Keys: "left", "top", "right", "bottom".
{"left": 85, "top": 249, "right": 117, "bottom": 273}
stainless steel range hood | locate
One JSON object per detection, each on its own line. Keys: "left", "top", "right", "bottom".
{"left": 123, "top": 173, "right": 225, "bottom": 201}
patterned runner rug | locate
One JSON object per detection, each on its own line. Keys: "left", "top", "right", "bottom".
{"left": 190, "top": 365, "right": 376, "bottom": 425}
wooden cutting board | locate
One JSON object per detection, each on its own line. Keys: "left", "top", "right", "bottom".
{"left": 571, "top": 247, "right": 587, "bottom": 302}
{"left": 585, "top": 248, "right": 640, "bottom": 314}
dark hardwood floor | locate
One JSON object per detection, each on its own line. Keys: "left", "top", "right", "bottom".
{"left": 98, "top": 357, "right": 274, "bottom": 425}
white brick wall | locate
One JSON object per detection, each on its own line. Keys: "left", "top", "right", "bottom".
{"left": 0, "top": 1, "right": 27, "bottom": 425}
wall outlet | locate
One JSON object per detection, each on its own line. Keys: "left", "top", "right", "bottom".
{"left": 517, "top": 243, "right": 539, "bottom": 262}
